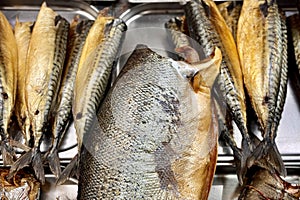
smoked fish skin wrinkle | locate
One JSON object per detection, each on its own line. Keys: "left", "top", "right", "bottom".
{"left": 184, "top": 0, "right": 249, "bottom": 182}
{"left": 78, "top": 45, "right": 222, "bottom": 200}
{"left": 14, "top": 20, "right": 34, "bottom": 146}
{"left": 0, "top": 11, "right": 18, "bottom": 165}
{"left": 237, "top": 0, "right": 288, "bottom": 176}
{"left": 8, "top": 3, "right": 70, "bottom": 185}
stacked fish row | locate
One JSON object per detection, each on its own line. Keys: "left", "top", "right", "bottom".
{"left": 0, "top": 2, "right": 127, "bottom": 187}
{"left": 165, "top": 0, "right": 300, "bottom": 199}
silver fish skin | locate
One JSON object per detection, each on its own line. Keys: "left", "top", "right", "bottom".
{"left": 46, "top": 19, "right": 94, "bottom": 178}
{"left": 9, "top": 3, "right": 70, "bottom": 184}
{"left": 78, "top": 45, "right": 222, "bottom": 199}
{"left": 0, "top": 11, "right": 18, "bottom": 165}
{"left": 184, "top": 0, "right": 250, "bottom": 182}
{"left": 56, "top": 18, "right": 127, "bottom": 185}
{"left": 237, "top": 0, "right": 288, "bottom": 176}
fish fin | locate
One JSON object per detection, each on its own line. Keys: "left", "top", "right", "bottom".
{"left": 56, "top": 154, "right": 79, "bottom": 185}
{"left": 8, "top": 148, "right": 34, "bottom": 180}
{"left": 1, "top": 142, "right": 15, "bottom": 165}
{"left": 32, "top": 150, "right": 45, "bottom": 185}
{"left": 46, "top": 149, "right": 61, "bottom": 177}
{"left": 247, "top": 141, "right": 286, "bottom": 176}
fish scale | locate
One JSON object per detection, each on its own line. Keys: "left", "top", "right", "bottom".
{"left": 78, "top": 45, "right": 221, "bottom": 199}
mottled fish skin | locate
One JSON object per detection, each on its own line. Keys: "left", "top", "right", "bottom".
{"left": 0, "top": 11, "right": 18, "bottom": 165}
{"left": 46, "top": 19, "right": 94, "bottom": 178}
{"left": 14, "top": 20, "right": 33, "bottom": 146}
{"left": 78, "top": 45, "right": 221, "bottom": 199}
{"left": 184, "top": 0, "right": 250, "bottom": 182}
{"left": 56, "top": 17, "right": 127, "bottom": 185}
{"left": 217, "top": 2, "right": 242, "bottom": 42}
{"left": 9, "top": 3, "right": 69, "bottom": 184}
{"left": 239, "top": 166, "right": 300, "bottom": 200}
{"left": 237, "top": 0, "right": 288, "bottom": 176}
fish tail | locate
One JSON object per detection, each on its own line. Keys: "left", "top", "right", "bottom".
{"left": 8, "top": 147, "right": 45, "bottom": 184}
{"left": 247, "top": 140, "right": 286, "bottom": 177}
{"left": 56, "top": 154, "right": 79, "bottom": 185}
{"left": 1, "top": 140, "right": 15, "bottom": 165}
{"left": 46, "top": 148, "right": 61, "bottom": 178}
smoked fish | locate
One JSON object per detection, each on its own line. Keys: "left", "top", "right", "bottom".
{"left": 184, "top": 0, "right": 250, "bottom": 182}
{"left": 217, "top": 1, "right": 242, "bottom": 42}
{"left": 239, "top": 166, "right": 300, "bottom": 200}
{"left": 14, "top": 20, "right": 33, "bottom": 146}
{"left": 77, "top": 45, "right": 221, "bottom": 199}
{"left": 57, "top": 14, "right": 126, "bottom": 185}
{"left": 9, "top": 3, "right": 69, "bottom": 184}
{"left": 237, "top": 0, "right": 288, "bottom": 176}
{"left": 46, "top": 19, "right": 94, "bottom": 178}
{"left": 0, "top": 11, "right": 18, "bottom": 165}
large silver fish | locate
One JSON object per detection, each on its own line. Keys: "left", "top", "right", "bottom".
{"left": 46, "top": 19, "right": 94, "bottom": 178}
{"left": 9, "top": 3, "right": 69, "bottom": 184}
{"left": 78, "top": 45, "right": 221, "bottom": 199}
{"left": 56, "top": 15, "right": 127, "bottom": 185}
{"left": 237, "top": 0, "right": 288, "bottom": 176}
{"left": 0, "top": 11, "right": 18, "bottom": 165}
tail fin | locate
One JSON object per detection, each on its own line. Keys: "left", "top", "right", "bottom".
{"left": 8, "top": 148, "right": 45, "bottom": 184}
{"left": 46, "top": 149, "right": 61, "bottom": 177}
{"left": 56, "top": 154, "right": 79, "bottom": 185}
{"left": 247, "top": 140, "right": 286, "bottom": 177}
{"left": 0, "top": 140, "right": 16, "bottom": 165}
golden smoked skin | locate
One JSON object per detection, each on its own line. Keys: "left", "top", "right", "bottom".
{"left": 74, "top": 13, "right": 114, "bottom": 151}
{"left": 204, "top": 0, "right": 246, "bottom": 132}
{"left": 237, "top": 0, "right": 288, "bottom": 175}
{"left": 237, "top": 0, "right": 268, "bottom": 128}
{"left": 0, "top": 11, "right": 17, "bottom": 141}
{"left": 78, "top": 46, "right": 221, "bottom": 199}
{"left": 14, "top": 20, "right": 33, "bottom": 145}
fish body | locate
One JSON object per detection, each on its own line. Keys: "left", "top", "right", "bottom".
{"left": 9, "top": 3, "right": 69, "bottom": 184}
{"left": 78, "top": 45, "right": 221, "bottom": 199}
{"left": 56, "top": 15, "right": 126, "bottom": 185}
{"left": 237, "top": 0, "right": 288, "bottom": 175}
{"left": 239, "top": 166, "right": 300, "bottom": 200}
{"left": 184, "top": 0, "right": 249, "bottom": 181}
{"left": 73, "top": 17, "right": 125, "bottom": 152}
{"left": 217, "top": 2, "right": 242, "bottom": 42}
{"left": 14, "top": 20, "right": 33, "bottom": 145}
{"left": 0, "top": 11, "right": 18, "bottom": 164}
{"left": 46, "top": 19, "right": 94, "bottom": 177}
